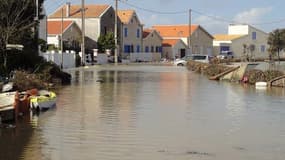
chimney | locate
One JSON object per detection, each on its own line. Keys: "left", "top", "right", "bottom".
{"left": 66, "top": 2, "right": 70, "bottom": 17}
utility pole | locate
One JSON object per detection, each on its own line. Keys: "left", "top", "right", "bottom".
{"left": 35, "top": 0, "right": 39, "bottom": 55}
{"left": 114, "top": 0, "right": 118, "bottom": 64}
{"left": 188, "top": 9, "right": 192, "bottom": 55}
{"left": 81, "top": 0, "right": 85, "bottom": 66}
{"left": 61, "top": 7, "right": 64, "bottom": 69}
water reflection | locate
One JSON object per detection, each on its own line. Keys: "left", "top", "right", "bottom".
{"left": 1, "top": 65, "right": 285, "bottom": 160}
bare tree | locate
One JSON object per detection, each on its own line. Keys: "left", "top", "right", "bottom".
{"left": 0, "top": 0, "right": 39, "bottom": 68}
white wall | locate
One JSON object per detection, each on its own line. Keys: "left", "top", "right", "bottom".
{"left": 228, "top": 24, "right": 249, "bottom": 35}
{"left": 40, "top": 51, "right": 76, "bottom": 69}
{"left": 129, "top": 53, "right": 161, "bottom": 62}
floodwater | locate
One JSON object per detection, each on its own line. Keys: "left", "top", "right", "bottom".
{"left": 1, "top": 65, "right": 285, "bottom": 160}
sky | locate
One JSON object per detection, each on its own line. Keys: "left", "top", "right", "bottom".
{"left": 44, "top": 0, "right": 285, "bottom": 35}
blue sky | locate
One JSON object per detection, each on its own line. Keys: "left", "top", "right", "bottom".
{"left": 44, "top": 0, "right": 285, "bottom": 34}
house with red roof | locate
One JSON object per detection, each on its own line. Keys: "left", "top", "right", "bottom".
{"left": 162, "top": 39, "right": 187, "bottom": 59}
{"left": 48, "top": 3, "right": 117, "bottom": 49}
{"left": 47, "top": 20, "right": 81, "bottom": 50}
{"left": 118, "top": 10, "right": 143, "bottom": 57}
{"left": 152, "top": 24, "right": 213, "bottom": 58}
{"left": 143, "top": 29, "right": 162, "bottom": 53}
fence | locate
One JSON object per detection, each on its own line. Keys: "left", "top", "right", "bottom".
{"left": 40, "top": 51, "right": 76, "bottom": 69}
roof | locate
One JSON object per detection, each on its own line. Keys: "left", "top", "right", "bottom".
{"left": 214, "top": 34, "right": 246, "bottom": 41}
{"left": 49, "top": 4, "right": 110, "bottom": 18}
{"left": 152, "top": 25, "right": 199, "bottom": 37}
{"left": 143, "top": 29, "right": 153, "bottom": 38}
{"left": 117, "top": 10, "right": 135, "bottom": 24}
{"left": 162, "top": 39, "right": 181, "bottom": 47}
{"left": 47, "top": 20, "right": 74, "bottom": 35}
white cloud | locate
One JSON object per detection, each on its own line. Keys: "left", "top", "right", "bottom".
{"left": 233, "top": 7, "right": 272, "bottom": 24}
{"left": 194, "top": 15, "right": 228, "bottom": 34}
{"left": 141, "top": 14, "right": 173, "bottom": 28}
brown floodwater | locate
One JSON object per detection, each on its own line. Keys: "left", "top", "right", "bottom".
{"left": 1, "top": 65, "right": 285, "bottom": 160}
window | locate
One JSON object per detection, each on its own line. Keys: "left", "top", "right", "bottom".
{"left": 137, "top": 29, "right": 139, "bottom": 38}
{"left": 252, "top": 32, "right": 257, "bottom": 40}
{"left": 159, "top": 46, "right": 162, "bottom": 53}
{"left": 155, "top": 46, "right": 159, "bottom": 52}
{"left": 124, "top": 45, "right": 130, "bottom": 53}
{"left": 151, "top": 46, "right": 154, "bottom": 52}
{"left": 261, "top": 45, "right": 265, "bottom": 52}
{"left": 220, "top": 46, "right": 230, "bottom": 52}
{"left": 145, "top": 46, "right": 149, "bottom": 52}
{"left": 136, "top": 45, "right": 140, "bottom": 52}
{"left": 124, "top": 28, "right": 128, "bottom": 37}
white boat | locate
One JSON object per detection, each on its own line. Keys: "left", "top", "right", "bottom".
{"left": 255, "top": 81, "right": 267, "bottom": 87}
{"left": 0, "top": 91, "right": 16, "bottom": 109}
{"left": 30, "top": 90, "right": 57, "bottom": 111}
{"left": 2, "top": 82, "right": 13, "bottom": 92}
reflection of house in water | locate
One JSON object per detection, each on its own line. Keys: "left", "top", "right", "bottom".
{"left": 158, "top": 72, "right": 192, "bottom": 106}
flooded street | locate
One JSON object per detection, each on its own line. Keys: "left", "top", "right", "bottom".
{"left": 1, "top": 65, "right": 285, "bottom": 160}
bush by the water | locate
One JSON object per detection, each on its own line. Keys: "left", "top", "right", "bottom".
{"left": 244, "top": 69, "right": 284, "bottom": 84}
{"left": 187, "top": 61, "right": 231, "bottom": 77}
{"left": 11, "top": 62, "right": 71, "bottom": 91}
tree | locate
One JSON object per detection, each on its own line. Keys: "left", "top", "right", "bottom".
{"left": 267, "top": 29, "right": 285, "bottom": 62}
{"left": 97, "top": 32, "right": 115, "bottom": 53}
{"left": 0, "top": 0, "right": 45, "bottom": 73}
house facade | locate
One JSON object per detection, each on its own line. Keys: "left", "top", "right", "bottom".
{"left": 213, "top": 24, "right": 269, "bottom": 58}
{"left": 152, "top": 25, "right": 213, "bottom": 56}
{"left": 118, "top": 10, "right": 143, "bottom": 57}
{"left": 48, "top": 3, "right": 117, "bottom": 50}
{"left": 47, "top": 20, "right": 81, "bottom": 50}
{"left": 162, "top": 39, "right": 187, "bottom": 59}
{"left": 142, "top": 29, "right": 162, "bottom": 53}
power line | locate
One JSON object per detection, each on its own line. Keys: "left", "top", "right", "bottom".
{"left": 118, "top": 0, "right": 285, "bottom": 26}
{"left": 119, "top": 0, "right": 187, "bottom": 15}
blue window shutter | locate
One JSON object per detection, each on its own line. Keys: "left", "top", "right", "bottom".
{"left": 137, "top": 29, "right": 140, "bottom": 38}
{"left": 145, "top": 46, "right": 149, "bottom": 52}
{"left": 252, "top": 32, "right": 256, "bottom": 40}
{"left": 124, "top": 28, "right": 128, "bottom": 37}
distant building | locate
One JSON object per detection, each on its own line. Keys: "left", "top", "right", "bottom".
{"left": 47, "top": 20, "right": 81, "bottom": 50}
{"left": 118, "top": 10, "right": 143, "bottom": 57}
{"left": 142, "top": 29, "right": 162, "bottom": 53}
{"left": 162, "top": 39, "right": 187, "bottom": 59}
{"left": 152, "top": 24, "right": 213, "bottom": 57}
{"left": 48, "top": 3, "right": 117, "bottom": 49}
{"left": 213, "top": 24, "right": 269, "bottom": 58}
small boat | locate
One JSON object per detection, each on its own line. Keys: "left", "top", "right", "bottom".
{"left": 0, "top": 92, "right": 16, "bottom": 122}
{"left": 2, "top": 82, "right": 13, "bottom": 92}
{"left": 30, "top": 90, "right": 57, "bottom": 111}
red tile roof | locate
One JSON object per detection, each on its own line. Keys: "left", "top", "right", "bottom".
{"left": 152, "top": 25, "right": 198, "bottom": 37}
{"left": 49, "top": 4, "right": 110, "bottom": 18}
{"left": 162, "top": 39, "right": 180, "bottom": 47}
{"left": 117, "top": 10, "right": 135, "bottom": 24}
{"left": 47, "top": 20, "right": 73, "bottom": 35}
{"left": 143, "top": 29, "right": 153, "bottom": 38}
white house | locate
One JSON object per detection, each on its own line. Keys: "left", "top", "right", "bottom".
{"left": 118, "top": 10, "right": 143, "bottom": 57}
{"left": 162, "top": 39, "right": 187, "bottom": 60}
{"left": 47, "top": 20, "right": 81, "bottom": 50}
{"left": 213, "top": 24, "right": 269, "bottom": 58}
{"left": 152, "top": 24, "right": 213, "bottom": 56}
{"left": 48, "top": 3, "right": 116, "bottom": 49}
{"left": 143, "top": 29, "right": 162, "bottom": 53}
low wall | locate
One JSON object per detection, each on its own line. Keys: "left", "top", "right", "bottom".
{"left": 40, "top": 51, "right": 76, "bottom": 69}
{"left": 129, "top": 52, "right": 161, "bottom": 62}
